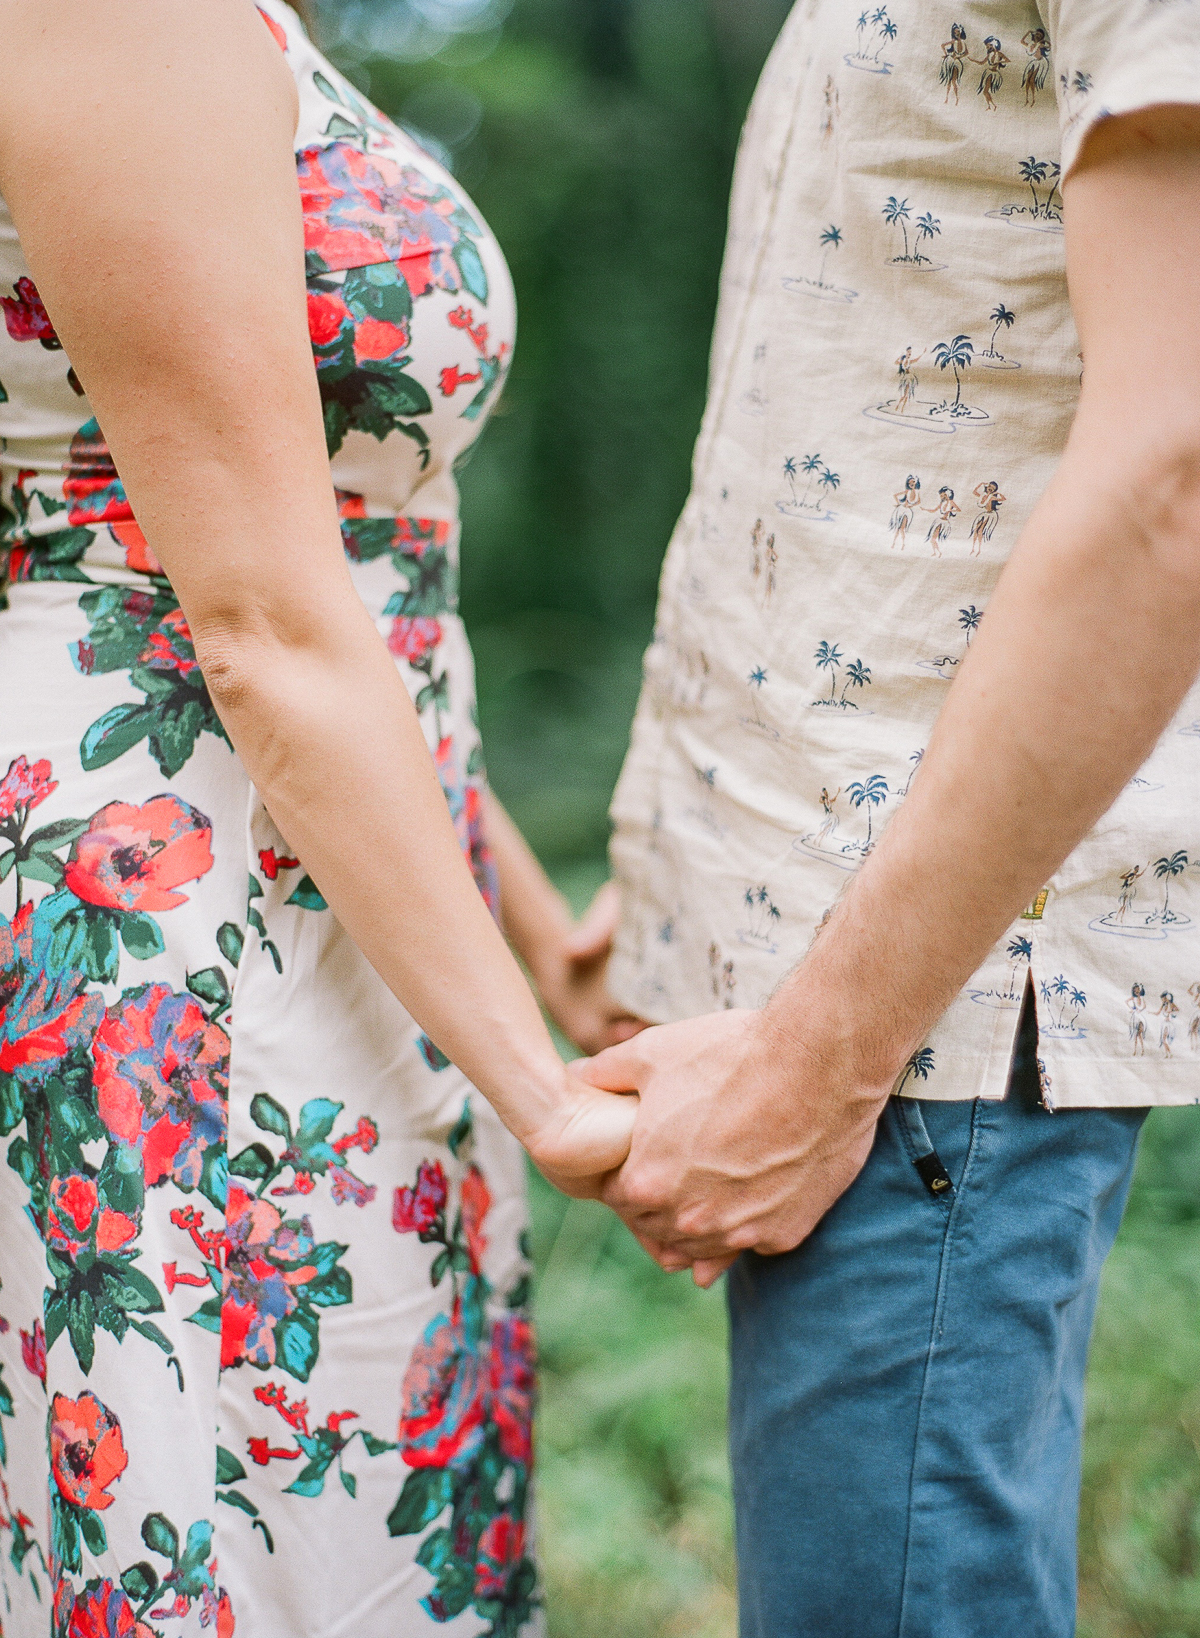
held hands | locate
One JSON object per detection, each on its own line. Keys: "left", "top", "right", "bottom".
{"left": 571, "top": 1008, "right": 891, "bottom": 1286}
{"left": 519, "top": 883, "right": 645, "bottom": 1196}
{"left": 522, "top": 1063, "right": 639, "bottom": 1202}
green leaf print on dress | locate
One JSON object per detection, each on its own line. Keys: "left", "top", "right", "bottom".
{"left": 1, "top": 782, "right": 221, "bottom": 1379}
{"left": 388, "top": 1106, "right": 539, "bottom": 1635}
{"left": 73, "top": 588, "right": 228, "bottom": 779}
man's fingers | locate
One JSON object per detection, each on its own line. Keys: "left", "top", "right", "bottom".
{"left": 692, "top": 1254, "right": 738, "bottom": 1288}
{"left": 562, "top": 879, "right": 620, "bottom": 963}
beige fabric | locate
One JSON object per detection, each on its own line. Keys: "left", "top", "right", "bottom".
{"left": 609, "top": 0, "right": 1200, "bottom": 1106}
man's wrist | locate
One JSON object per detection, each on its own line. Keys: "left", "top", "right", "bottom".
{"left": 761, "top": 957, "right": 912, "bottom": 1107}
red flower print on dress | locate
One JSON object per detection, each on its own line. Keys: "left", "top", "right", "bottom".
{"left": 63, "top": 796, "right": 214, "bottom": 912}
{"left": 488, "top": 1314, "right": 536, "bottom": 1466}
{"left": 352, "top": 315, "right": 411, "bottom": 363}
{"left": 0, "top": 755, "right": 57, "bottom": 822}
{"left": 306, "top": 288, "right": 351, "bottom": 347}
{"left": 0, "top": 901, "right": 105, "bottom": 1082}
{"left": 298, "top": 144, "right": 488, "bottom": 300}
{"left": 257, "top": 4, "right": 288, "bottom": 51}
{"left": 93, "top": 984, "right": 228, "bottom": 1194}
{"left": 109, "top": 519, "right": 163, "bottom": 577}
{"left": 138, "top": 607, "right": 199, "bottom": 677}
{"left": 50, "top": 1391, "right": 128, "bottom": 1511}
{"left": 392, "top": 1159, "right": 448, "bottom": 1235}
{"left": 257, "top": 847, "right": 300, "bottom": 882}
{"left": 398, "top": 1299, "right": 487, "bottom": 1471}
{"left": 387, "top": 615, "right": 442, "bottom": 665}
{"left": 55, "top": 1578, "right": 155, "bottom": 1638}
{"left": 63, "top": 418, "right": 133, "bottom": 527}
{"left": 1, "top": 276, "right": 60, "bottom": 348}
{"left": 219, "top": 1186, "right": 337, "bottom": 1374}
{"left": 474, "top": 1513, "right": 527, "bottom": 1598}
{"left": 20, "top": 1317, "right": 46, "bottom": 1382}
{"left": 45, "top": 1173, "right": 138, "bottom": 1257}
{"left": 440, "top": 364, "right": 483, "bottom": 397}
{"left": 460, "top": 1165, "right": 491, "bottom": 1275}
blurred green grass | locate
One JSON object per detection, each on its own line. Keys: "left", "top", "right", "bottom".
{"left": 536, "top": 863, "right": 1200, "bottom": 1638}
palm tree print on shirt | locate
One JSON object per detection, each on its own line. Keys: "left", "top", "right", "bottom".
{"left": 783, "top": 224, "right": 859, "bottom": 303}
{"left": 988, "top": 156, "right": 1063, "bottom": 234}
{"left": 918, "top": 605, "right": 982, "bottom": 679}
{"left": 741, "top": 666, "right": 779, "bottom": 741}
{"left": 1060, "top": 69, "right": 1095, "bottom": 128}
{"left": 738, "top": 886, "right": 782, "bottom": 952}
{"left": 969, "top": 933, "right": 1033, "bottom": 1010}
{"left": 796, "top": 773, "right": 890, "bottom": 868}
{"left": 866, "top": 335, "right": 990, "bottom": 433}
{"left": 846, "top": 7, "right": 898, "bottom": 75}
{"left": 932, "top": 335, "right": 985, "bottom": 419}
{"left": 778, "top": 454, "right": 840, "bottom": 521}
{"left": 980, "top": 304, "right": 1019, "bottom": 369}
{"left": 897, "top": 1046, "right": 936, "bottom": 1092}
{"left": 881, "top": 199, "right": 945, "bottom": 270}
{"left": 1090, "top": 852, "right": 1193, "bottom": 939}
{"left": 810, "top": 644, "right": 873, "bottom": 711}
{"left": 1039, "top": 974, "right": 1089, "bottom": 1041}
{"left": 847, "top": 775, "right": 889, "bottom": 853}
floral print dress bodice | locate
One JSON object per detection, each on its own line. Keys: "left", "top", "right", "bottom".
{"left": 0, "top": 7, "right": 538, "bottom": 1636}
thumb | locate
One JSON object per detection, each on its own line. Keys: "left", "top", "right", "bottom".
{"left": 562, "top": 879, "right": 621, "bottom": 963}
{"left": 568, "top": 1031, "right": 649, "bottom": 1093}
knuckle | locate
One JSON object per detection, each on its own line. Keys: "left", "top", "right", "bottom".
{"left": 623, "top": 1170, "right": 669, "bottom": 1214}
{"left": 674, "top": 1204, "right": 710, "bottom": 1239}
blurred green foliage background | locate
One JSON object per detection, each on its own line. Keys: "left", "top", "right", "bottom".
{"left": 317, "top": 2, "right": 1200, "bottom": 1632}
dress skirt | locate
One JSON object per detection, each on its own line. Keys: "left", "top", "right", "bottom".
{"left": 0, "top": 570, "right": 541, "bottom": 1638}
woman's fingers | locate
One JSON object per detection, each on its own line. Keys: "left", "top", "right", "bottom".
{"left": 691, "top": 1255, "right": 739, "bottom": 1288}
{"left": 525, "top": 1084, "right": 639, "bottom": 1179}
{"left": 561, "top": 879, "right": 621, "bottom": 963}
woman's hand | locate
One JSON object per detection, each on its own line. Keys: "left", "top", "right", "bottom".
{"left": 521, "top": 1061, "right": 639, "bottom": 1200}
{"left": 530, "top": 882, "right": 648, "bottom": 1055}
{"left": 479, "top": 792, "right": 649, "bottom": 1054}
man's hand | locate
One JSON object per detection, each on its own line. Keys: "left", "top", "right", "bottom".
{"left": 572, "top": 1009, "right": 890, "bottom": 1286}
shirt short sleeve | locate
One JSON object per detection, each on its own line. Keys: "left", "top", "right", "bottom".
{"left": 1038, "top": 0, "right": 1200, "bottom": 178}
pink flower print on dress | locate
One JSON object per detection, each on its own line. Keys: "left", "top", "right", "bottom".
{"left": 92, "top": 984, "right": 228, "bottom": 1195}
{"left": 398, "top": 1300, "right": 487, "bottom": 1471}
{"left": 488, "top": 1313, "right": 536, "bottom": 1466}
{"left": 20, "top": 1318, "right": 46, "bottom": 1383}
{"left": 64, "top": 796, "right": 214, "bottom": 912}
{"left": 49, "top": 1391, "right": 128, "bottom": 1511}
{"left": 0, "top": 755, "right": 57, "bottom": 822}
{"left": 393, "top": 1159, "right": 448, "bottom": 1235}
{"left": 387, "top": 615, "right": 443, "bottom": 665}
{"left": 1, "top": 276, "right": 59, "bottom": 347}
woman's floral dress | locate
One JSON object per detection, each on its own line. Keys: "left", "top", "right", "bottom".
{"left": 0, "top": 6, "right": 539, "bottom": 1634}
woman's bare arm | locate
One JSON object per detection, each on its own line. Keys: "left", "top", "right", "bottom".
{"left": 481, "top": 791, "right": 646, "bottom": 1054}
{"left": 0, "top": 0, "right": 633, "bottom": 1178}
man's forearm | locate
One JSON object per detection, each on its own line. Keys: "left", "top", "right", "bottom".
{"left": 768, "top": 423, "right": 1200, "bottom": 1089}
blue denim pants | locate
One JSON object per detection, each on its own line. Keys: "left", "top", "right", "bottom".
{"left": 727, "top": 1006, "right": 1146, "bottom": 1638}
